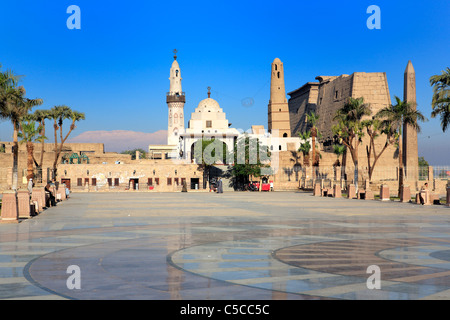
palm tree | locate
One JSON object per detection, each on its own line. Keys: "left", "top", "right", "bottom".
{"left": 0, "top": 81, "right": 43, "bottom": 190}
{"left": 298, "top": 131, "right": 311, "bottom": 167}
{"left": 49, "top": 106, "right": 85, "bottom": 176}
{"left": 362, "top": 118, "right": 397, "bottom": 181}
{"left": 18, "top": 118, "right": 46, "bottom": 180}
{"left": 33, "top": 109, "right": 52, "bottom": 170}
{"left": 333, "top": 144, "right": 346, "bottom": 167}
{"left": 333, "top": 97, "right": 371, "bottom": 192}
{"left": 376, "top": 96, "right": 427, "bottom": 196}
{"left": 306, "top": 112, "right": 320, "bottom": 169}
{"left": 430, "top": 67, "right": 450, "bottom": 132}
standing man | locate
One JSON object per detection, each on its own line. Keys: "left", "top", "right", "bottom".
{"left": 217, "top": 178, "right": 223, "bottom": 194}
{"left": 27, "top": 178, "right": 34, "bottom": 198}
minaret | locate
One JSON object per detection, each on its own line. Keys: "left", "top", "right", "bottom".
{"left": 167, "top": 49, "right": 185, "bottom": 146}
{"left": 403, "top": 60, "right": 418, "bottom": 181}
{"left": 268, "top": 58, "right": 291, "bottom": 138}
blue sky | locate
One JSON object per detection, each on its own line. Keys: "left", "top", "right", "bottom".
{"left": 0, "top": 0, "right": 449, "bottom": 164}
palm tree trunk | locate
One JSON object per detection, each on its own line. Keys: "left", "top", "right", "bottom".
{"left": 52, "top": 121, "right": 58, "bottom": 179}
{"left": 354, "top": 143, "right": 359, "bottom": 193}
{"left": 311, "top": 128, "right": 317, "bottom": 179}
{"left": 342, "top": 148, "right": 347, "bottom": 180}
{"left": 398, "top": 135, "right": 404, "bottom": 198}
{"left": 26, "top": 141, "right": 34, "bottom": 180}
{"left": 39, "top": 121, "right": 45, "bottom": 168}
{"left": 12, "top": 121, "right": 19, "bottom": 191}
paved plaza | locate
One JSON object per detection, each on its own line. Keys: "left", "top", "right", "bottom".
{"left": 1, "top": 191, "right": 450, "bottom": 300}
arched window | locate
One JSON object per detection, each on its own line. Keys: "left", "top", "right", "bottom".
{"left": 277, "top": 72, "right": 280, "bottom": 79}
{"left": 283, "top": 133, "right": 288, "bottom": 137}
{"left": 175, "top": 70, "right": 179, "bottom": 77}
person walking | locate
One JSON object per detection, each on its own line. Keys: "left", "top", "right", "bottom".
{"left": 217, "top": 178, "right": 223, "bottom": 194}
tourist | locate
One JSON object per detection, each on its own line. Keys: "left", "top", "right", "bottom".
{"left": 27, "top": 178, "right": 34, "bottom": 195}
{"left": 62, "top": 182, "right": 70, "bottom": 199}
{"left": 217, "top": 178, "right": 223, "bottom": 194}
{"left": 419, "top": 182, "right": 429, "bottom": 205}
{"left": 45, "top": 181, "right": 56, "bottom": 207}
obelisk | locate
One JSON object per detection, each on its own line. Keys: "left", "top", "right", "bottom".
{"left": 403, "top": 60, "right": 419, "bottom": 182}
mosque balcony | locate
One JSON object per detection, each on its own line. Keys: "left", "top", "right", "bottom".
{"left": 166, "top": 92, "right": 186, "bottom": 103}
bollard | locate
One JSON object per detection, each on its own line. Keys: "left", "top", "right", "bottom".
{"left": 333, "top": 184, "right": 341, "bottom": 198}
{"left": 380, "top": 184, "right": 390, "bottom": 201}
{"left": 313, "top": 182, "right": 321, "bottom": 197}
{"left": 400, "top": 185, "right": 411, "bottom": 203}
{"left": 365, "top": 189, "right": 374, "bottom": 200}
{"left": 1, "top": 191, "right": 18, "bottom": 223}
{"left": 347, "top": 184, "right": 356, "bottom": 199}
{"left": 17, "top": 190, "right": 31, "bottom": 219}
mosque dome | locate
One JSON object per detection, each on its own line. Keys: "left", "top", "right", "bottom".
{"left": 196, "top": 97, "right": 220, "bottom": 112}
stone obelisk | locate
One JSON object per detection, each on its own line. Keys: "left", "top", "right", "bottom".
{"left": 402, "top": 60, "right": 418, "bottom": 182}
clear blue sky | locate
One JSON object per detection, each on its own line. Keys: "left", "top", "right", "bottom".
{"left": 0, "top": 0, "right": 449, "bottom": 164}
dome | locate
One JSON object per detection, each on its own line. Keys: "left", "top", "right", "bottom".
{"left": 197, "top": 98, "right": 220, "bottom": 111}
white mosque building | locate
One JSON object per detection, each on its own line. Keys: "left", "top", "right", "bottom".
{"left": 148, "top": 51, "right": 303, "bottom": 163}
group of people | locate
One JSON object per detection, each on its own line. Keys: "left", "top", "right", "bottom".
{"left": 26, "top": 178, "right": 70, "bottom": 207}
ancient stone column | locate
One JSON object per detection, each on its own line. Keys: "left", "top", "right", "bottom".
{"left": 17, "top": 190, "right": 31, "bottom": 219}
{"left": 1, "top": 191, "right": 18, "bottom": 222}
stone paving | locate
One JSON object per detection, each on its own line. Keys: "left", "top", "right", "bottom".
{"left": 0, "top": 191, "right": 449, "bottom": 300}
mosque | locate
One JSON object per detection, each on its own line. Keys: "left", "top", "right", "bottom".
{"left": 148, "top": 51, "right": 301, "bottom": 165}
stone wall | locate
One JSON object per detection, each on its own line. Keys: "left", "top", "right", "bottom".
{"left": 58, "top": 161, "right": 206, "bottom": 193}
{"left": 288, "top": 82, "right": 319, "bottom": 137}
{"left": 287, "top": 72, "right": 399, "bottom": 182}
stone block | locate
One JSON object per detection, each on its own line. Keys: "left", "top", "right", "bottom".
{"left": 365, "top": 189, "right": 374, "bottom": 200}
{"left": 400, "top": 185, "right": 411, "bottom": 203}
{"left": 333, "top": 184, "right": 341, "bottom": 198}
{"left": 32, "top": 188, "right": 45, "bottom": 211}
{"left": 415, "top": 193, "right": 421, "bottom": 204}
{"left": 1, "top": 191, "right": 18, "bottom": 222}
{"left": 58, "top": 188, "right": 66, "bottom": 201}
{"left": 418, "top": 190, "right": 431, "bottom": 205}
{"left": 17, "top": 190, "right": 31, "bottom": 219}
{"left": 313, "top": 182, "right": 321, "bottom": 197}
{"left": 32, "top": 200, "right": 40, "bottom": 214}
{"left": 347, "top": 184, "right": 356, "bottom": 199}
{"left": 380, "top": 184, "right": 390, "bottom": 201}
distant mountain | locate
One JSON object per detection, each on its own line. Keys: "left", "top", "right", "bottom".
{"left": 68, "top": 130, "right": 168, "bottom": 153}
